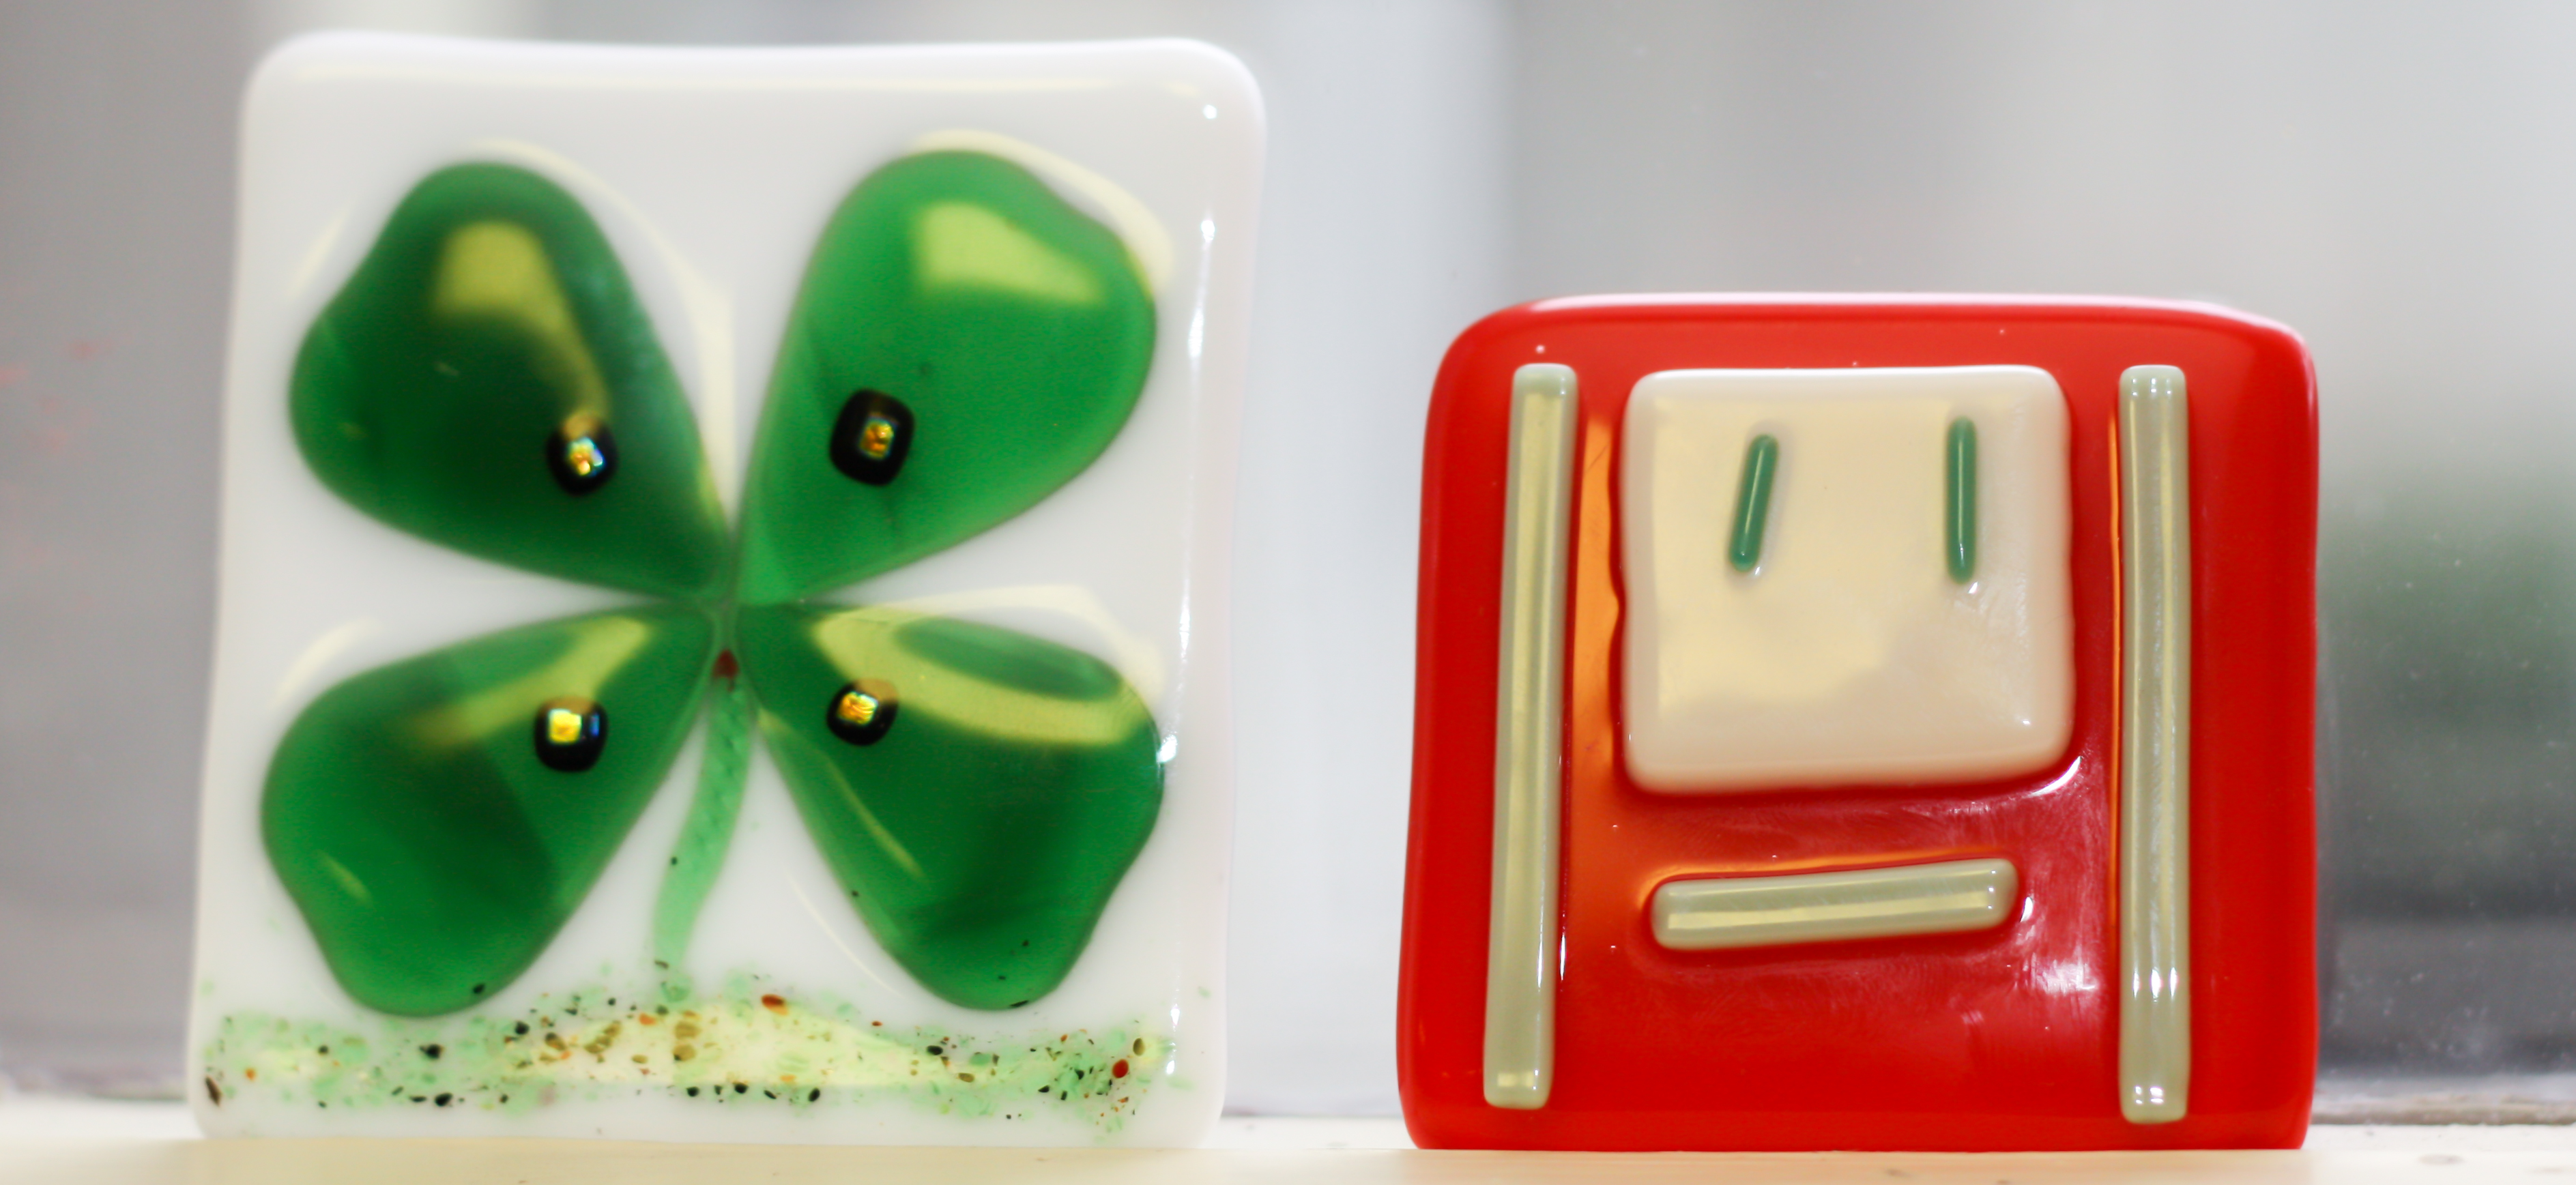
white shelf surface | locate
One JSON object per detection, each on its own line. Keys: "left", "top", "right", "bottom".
{"left": 5, "top": 1099, "right": 2575, "bottom": 1182}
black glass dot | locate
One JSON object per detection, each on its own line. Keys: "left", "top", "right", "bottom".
{"left": 533, "top": 696, "right": 607, "bottom": 772}
{"left": 547, "top": 414, "right": 617, "bottom": 495}
{"left": 825, "top": 680, "right": 898, "bottom": 746}
{"left": 829, "top": 390, "right": 914, "bottom": 486}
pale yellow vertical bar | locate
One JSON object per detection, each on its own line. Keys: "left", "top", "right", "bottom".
{"left": 2119, "top": 364, "right": 2192, "bottom": 1124}
{"left": 1484, "top": 363, "right": 1576, "bottom": 1109}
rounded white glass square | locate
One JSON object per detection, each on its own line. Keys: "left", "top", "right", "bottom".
{"left": 190, "top": 33, "right": 1259, "bottom": 1145}
{"left": 1619, "top": 366, "right": 2074, "bottom": 792}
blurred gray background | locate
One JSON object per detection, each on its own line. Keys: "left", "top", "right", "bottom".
{"left": 5, "top": 0, "right": 2573, "bottom": 1113}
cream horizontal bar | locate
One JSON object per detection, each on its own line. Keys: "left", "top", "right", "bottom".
{"left": 1650, "top": 858, "right": 2019, "bottom": 951}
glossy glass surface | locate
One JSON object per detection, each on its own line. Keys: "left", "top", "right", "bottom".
{"left": 1402, "top": 298, "right": 2315, "bottom": 1151}
{"left": 265, "top": 152, "right": 1167, "bottom": 1021}
{"left": 737, "top": 604, "right": 1162, "bottom": 1011}
{"left": 263, "top": 606, "right": 717, "bottom": 1016}
{"left": 736, "top": 151, "right": 1157, "bottom": 606}
{"left": 180, "top": 33, "right": 1258, "bottom": 1145}
{"left": 290, "top": 165, "right": 727, "bottom": 600}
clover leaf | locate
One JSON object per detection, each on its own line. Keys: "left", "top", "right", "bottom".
{"left": 262, "top": 153, "right": 1163, "bottom": 1017}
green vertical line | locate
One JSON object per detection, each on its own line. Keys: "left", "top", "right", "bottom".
{"left": 653, "top": 673, "right": 755, "bottom": 972}
{"left": 1945, "top": 418, "right": 1978, "bottom": 583}
{"left": 1728, "top": 434, "right": 1780, "bottom": 573}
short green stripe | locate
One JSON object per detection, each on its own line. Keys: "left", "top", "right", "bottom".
{"left": 1728, "top": 435, "right": 1779, "bottom": 573}
{"left": 1945, "top": 418, "right": 1978, "bottom": 583}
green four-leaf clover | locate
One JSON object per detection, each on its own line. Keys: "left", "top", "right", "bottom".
{"left": 261, "top": 152, "right": 1163, "bottom": 1017}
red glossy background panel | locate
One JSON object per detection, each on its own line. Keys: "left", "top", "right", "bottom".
{"left": 1398, "top": 297, "right": 2315, "bottom": 1151}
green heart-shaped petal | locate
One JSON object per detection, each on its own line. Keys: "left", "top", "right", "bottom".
{"left": 736, "top": 151, "right": 1157, "bottom": 604}
{"left": 737, "top": 602, "right": 1162, "bottom": 1010}
{"left": 263, "top": 606, "right": 719, "bottom": 1016}
{"left": 291, "top": 164, "right": 729, "bottom": 601}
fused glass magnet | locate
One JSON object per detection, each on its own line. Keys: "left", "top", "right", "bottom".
{"left": 189, "top": 33, "right": 1260, "bottom": 1145}
{"left": 1398, "top": 297, "right": 2315, "bottom": 1150}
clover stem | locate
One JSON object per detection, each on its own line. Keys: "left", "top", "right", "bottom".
{"left": 652, "top": 664, "right": 755, "bottom": 971}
